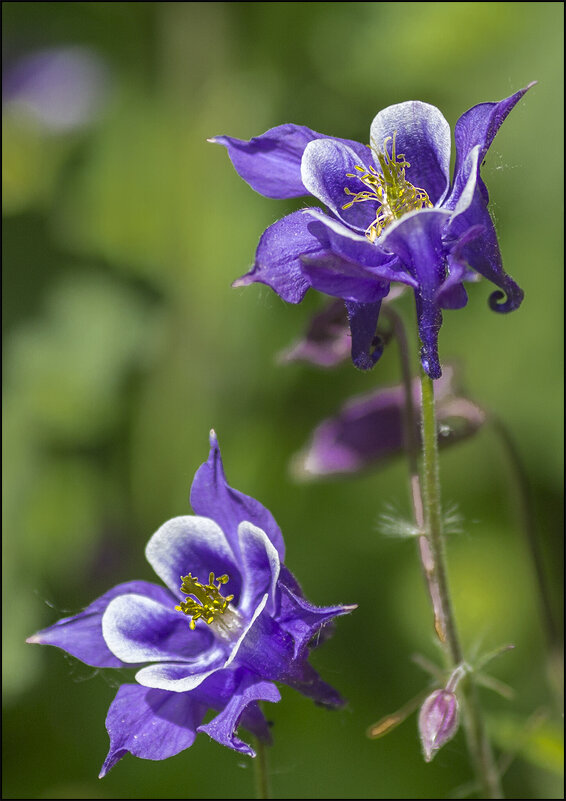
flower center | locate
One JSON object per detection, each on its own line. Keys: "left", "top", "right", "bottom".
{"left": 342, "top": 133, "right": 432, "bottom": 243}
{"left": 175, "top": 572, "right": 237, "bottom": 632}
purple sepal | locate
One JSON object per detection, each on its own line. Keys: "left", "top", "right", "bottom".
{"left": 210, "top": 124, "right": 371, "bottom": 199}
{"left": 190, "top": 430, "right": 285, "bottom": 560}
{"left": 344, "top": 300, "right": 385, "bottom": 370}
{"left": 27, "top": 581, "right": 177, "bottom": 668}
{"left": 99, "top": 683, "right": 208, "bottom": 776}
{"left": 197, "top": 670, "right": 281, "bottom": 756}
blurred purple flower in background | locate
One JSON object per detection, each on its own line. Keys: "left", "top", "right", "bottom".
{"left": 3, "top": 46, "right": 109, "bottom": 131}
{"left": 28, "top": 431, "right": 355, "bottom": 775}
{"left": 291, "top": 367, "right": 485, "bottom": 479}
{"left": 212, "top": 85, "right": 534, "bottom": 377}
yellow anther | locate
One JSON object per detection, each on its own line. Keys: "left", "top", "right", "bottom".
{"left": 342, "top": 132, "right": 432, "bottom": 242}
{"left": 175, "top": 572, "right": 235, "bottom": 629}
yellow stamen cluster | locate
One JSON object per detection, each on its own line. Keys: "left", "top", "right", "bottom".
{"left": 343, "top": 133, "right": 432, "bottom": 243}
{"left": 175, "top": 572, "right": 234, "bottom": 630}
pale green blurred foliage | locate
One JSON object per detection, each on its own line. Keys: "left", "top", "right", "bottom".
{"left": 3, "top": 2, "right": 563, "bottom": 799}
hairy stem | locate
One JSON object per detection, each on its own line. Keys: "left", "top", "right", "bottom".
{"left": 420, "top": 371, "right": 503, "bottom": 799}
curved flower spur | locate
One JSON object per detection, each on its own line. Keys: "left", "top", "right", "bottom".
{"left": 28, "top": 431, "right": 355, "bottom": 776}
{"left": 211, "top": 84, "right": 535, "bottom": 378}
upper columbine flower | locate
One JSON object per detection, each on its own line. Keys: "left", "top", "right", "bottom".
{"left": 211, "top": 84, "right": 534, "bottom": 378}
{"left": 27, "top": 431, "right": 355, "bottom": 776}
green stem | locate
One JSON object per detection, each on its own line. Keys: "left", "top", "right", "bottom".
{"left": 253, "top": 736, "right": 271, "bottom": 799}
{"left": 420, "top": 371, "right": 503, "bottom": 799}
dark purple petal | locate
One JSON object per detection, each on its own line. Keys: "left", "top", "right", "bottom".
{"left": 277, "top": 299, "right": 352, "bottom": 367}
{"left": 27, "top": 581, "right": 177, "bottom": 668}
{"left": 285, "top": 659, "right": 347, "bottom": 708}
{"left": 345, "top": 300, "right": 385, "bottom": 370}
{"left": 448, "top": 192, "right": 524, "bottom": 312}
{"left": 381, "top": 209, "right": 452, "bottom": 378}
{"left": 448, "top": 83, "right": 536, "bottom": 207}
{"left": 237, "top": 522, "right": 280, "bottom": 618}
{"left": 301, "top": 253, "right": 390, "bottom": 304}
{"left": 145, "top": 514, "right": 241, "bottom": 601}
{"left": 190, "top": 430, "right": 285, "bottom": 560}
{"left": 234, "top": 604, "right": 297, "bottom": 680}
{"left": 99, "top": 683, "right": 208, "bottom": 777}
{"left": 370, "top": 101, "right": 451, "bottom": 204}
{"left": 198, "top": 671, "right": 281, "bottom": 756}
{"left": 304, "top": 211, "right": 415, "bottom": 284}
{"left": 233, "top": 210, "right": 324, "bottom": 304}
{"left": 101, "top": 593, "right": 215, "bottom": 664}
{"left": 301, "top": 139, "right": 378, "bottom": 231}
{"left": 210, "top": 124, "right": 371, "bottom": 199}
{"left": 277, "top": 583, "right": 356, "bottom": 658}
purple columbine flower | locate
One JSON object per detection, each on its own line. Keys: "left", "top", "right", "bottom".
{"left": 291, "top": 366, "right": 486, "bottom": 478}
{"left": 212, "top": 84, "right": 534, "bottom": 378}
{"left": 27, "top": 431, "right": 355, "bottom": 776}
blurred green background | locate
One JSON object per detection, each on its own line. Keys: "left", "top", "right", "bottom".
{"left": 2, "top": 2, "right": 563, "bottom": 798}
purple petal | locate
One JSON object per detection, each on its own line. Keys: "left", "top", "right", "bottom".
{"left": 301, "top": 139, "right": 378, "bottom": 231}
{"left": 26, "top": 581, "right": 177, "bottom": 668}
{"left": 145, "top": 514, "right": 241, "bottom": 601}
{"left": 99, "top": 683, "right": 208, "bottom": 777}
{"left": 304, "top": 211, "right": 415, "bottom": 284}
{"left": 448, "top": 191, "right": 524, "bottom": 312}
{"left": 233, "top": 602, "right": 297, "bottom": 681}
{"left": 198, "top": 671, "right": 281, "bottom": 756}
{"left": 285, "top": 659, "right": 346, "bottom": 708}
{"left": 237, "top": 522, "right": 280, "bottom": 618}
{"left": 135, "top": 595, "right": 270, "bottom": 692}
{"left": 233, "top": 210, "right": 324, "bottom": 304}
{"left": 210, "top": 124, "right": 372, "bottom": 199}
{"left": 448, "top": 83, "right": 536, "bottom": 207}
{"left": 134, "top": 656, "right": 226, "bottom": 693}
{"left": 209, "top": 124, "right": 321, "bottom": 198}
{"left": 101, "top": 593, "right": 214, "bottom": 663}
{"left": 301, "top": 253, "right": 390, "bottom": 305}
{"left": 277, "top": 583, "right": 356, "bottom": 659}
{"left": 190, "top": 430, "right": 285, "bottom": 560}
{"left": 345, "top": 300, "right": 385, "bottom": 370}
{"left": 295, "top": 385, "right": 409, "bottom": 476}
{"left": 380, "top": 209, "right": 452, "bottom": 378}
{"left": 370, "top": 101, "right": 451, "bottom": 204}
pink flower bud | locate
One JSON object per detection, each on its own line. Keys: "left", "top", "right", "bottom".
{"left": 418, "top": 689, "right": 460, "bottom": 762}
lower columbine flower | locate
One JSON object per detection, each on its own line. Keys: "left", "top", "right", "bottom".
{"left": 27, "top": 431, "right": 355, "bottom": 776}
{"left": 212, "top": 84, "right": 534, "bottom": 378}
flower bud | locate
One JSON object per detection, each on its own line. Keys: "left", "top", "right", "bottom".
{"left": 418, "top": 689, "right": 460, "bottom": 762}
